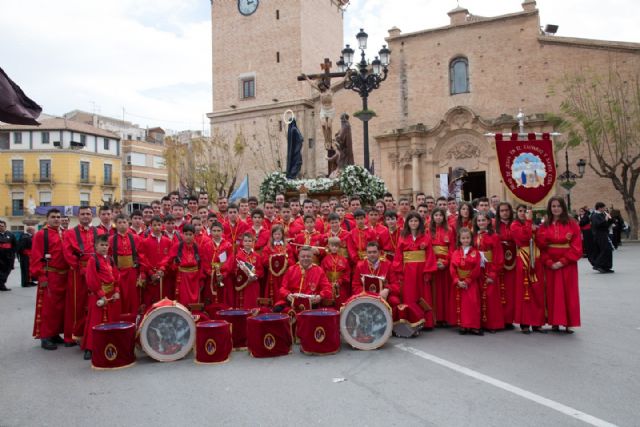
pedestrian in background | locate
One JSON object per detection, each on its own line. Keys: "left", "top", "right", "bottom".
{"left": 590, "top": 202, "right": 614, "bottom": 274}
{"left": 18, "top": 226, "right": 37, "bottom": 287}
{"left": 0, "top": 219, "right": 17, "bottom": 292}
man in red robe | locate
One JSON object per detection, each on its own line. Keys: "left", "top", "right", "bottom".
{"left": 351, "top": 242, "right": 400, "bottom": 308}
{"left": 62, "top": 206, "right": 97, "bottom": 345}
{"left": 31, "top": 209, "right": 69, "bottom": 350}
{"left": 223, "top": 203, "right": 249, "bottom": 253}
{"left": 166, "top": 224, "right": 205, "bottom": 308}
{"left": 139, "top": 216, "right": 173, "bottom": 306}
{"left": 347, "top": 209, "right": 378, "bottom": 263}
{"left": 109, "top": 215, "right": 143, "bottom": 317}
{"left": 276, "top": 246, "right": 333, "bottom": 311}
{"left": 379, "top": 211, "right": 401, "bottom": 261}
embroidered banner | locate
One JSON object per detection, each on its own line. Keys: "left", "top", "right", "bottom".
{"left": 495, "top": 133, "right": 557, "bottom": 205}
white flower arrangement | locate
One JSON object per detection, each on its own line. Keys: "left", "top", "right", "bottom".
{"left": 338, "top": 165, "right": 386, "bottom": 205}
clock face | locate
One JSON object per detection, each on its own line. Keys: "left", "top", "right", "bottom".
{"left": 238, "top": 0, "right": 259, "bottom": 16}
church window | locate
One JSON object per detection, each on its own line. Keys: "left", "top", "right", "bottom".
{"left": 241, "top": 77, "right": 255, "bottom": 99}
{"left": 450, "top": 57, "right": 469, "bottom": 95}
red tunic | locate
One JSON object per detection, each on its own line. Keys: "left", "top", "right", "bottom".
{"left": 278, "top": 264, "right": 333, "bottom": 306}
{"left": 378, "top": 227, "right": 401, "bottom": 260}
{"left": 62, "top": 225, "right": 97, "bottom": 342}
{"left": 248, "top": 226, "right": 270, "bottom": 254}
{"left": 351, "top": 258, "right": 399, "bottom": 307}
{"left": 292, "top": 216, "right": 325, "bottom": 234}
{"left": 200, "top": 238, "right": 234, "bottom": 308}
{"left": 510, "top": 220, "right": 546, "bottom": 327}
{"left": 320, "top": 253, "right": 351, "bottom": 306}
{"left": 138, "top": 233, "right": 173, "bottom": 305}
{"left": 430, "top": 226, "right": 456, "bottom": 324}
{"left": 96, "top": 223, "right": 115, "bottom": 236}
{"left": 449, "top": 247, "right": 482, "bottom": 329}
{"left": 108, "top": 232, "right": 142, "bottom": 316}
{"left": 292, "top": 230, "right": 324, "bottom": 264}
{"left": 475, "top": 231, "right": 505, "bottom": 330}
{"left": 234, "top": 249, "right": 263, "bottom": 309}
{"left": 538, "top": 219, "right": 582, "bottom": 327}
{"left": 31, "top": 226, "right": 69, "bottom": 340}
{"left": 393, "top": 233, "right": 438, "bottom": 327}
{"left": 223, "top": 220, "right": 249, "bottom": 253}
{"left": 166, "top": 242, "right": 204, "bottom": 308}
{"left": 260, "top": 242, "right": 293, "bottom": 305}
{"left": 346, "top": 227, "right": 378, "bottom": 263}
{"left": 496, "top": 220, "right": 517, "bottom": 324}
{"left": 82, "top": 254, "right": 121, "bottom": 351}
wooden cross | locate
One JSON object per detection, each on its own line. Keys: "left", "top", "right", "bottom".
{"left": 297, "top": 57, "right": 346, "bottom": 81}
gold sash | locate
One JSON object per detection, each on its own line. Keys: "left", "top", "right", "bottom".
{"left": 548, "top": 243, "right": 570, "bottom": 249}
{"left": 433, "top": 245, "right": 449, "bottom": 257}
{"left": 338, "top": 247, "right": 349, "bottom": 258}
{"left": 481, "top": 250, "right": 493, "bottom": 263}
{"left": 178, "top": 266, "right": 199, "bottom": 273}
{"left": 326, "top": 271, "right": 343, "bottom": 282}
{"left": 45, "top": 266, "right": 68, "bottom": 274}
{"left": 403, "top": 250, "right": 425, "bottom": 263}
{"left": 101, "top": 282, "right": 114, "bottom": 294}
{"left": 117, "top": 255, "right": 134, "bottom": 269}
{"left": 456, "top": 269, "right": 471, "bottom": 279}
{"left": 357, "top": 250, "right": 367, "bottom": 260}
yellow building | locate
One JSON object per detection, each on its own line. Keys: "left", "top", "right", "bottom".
{"left": 0, "top": 117, "right": 122, "bottom": 230}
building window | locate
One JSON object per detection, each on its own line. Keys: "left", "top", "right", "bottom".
{"left": 42, "top": 132, "right": 50, "bottom": 144}
{"left": 39, "top": 191, "right": 52, "bottom": 207}
{"left": 153, "top": 179, "right": 167, "bottom": 194}
{"left": 276, "top": 52, "right": 280, "bottom": 63}
{"left": 80, "top": 134, "right": 87, "bottom": 144}
{"left": 126, "top": 177, "right": 147, "bottom": 190}
{"left": 12, "top": 192, "right": 24, "bottom": 216}
{"left": 12, "top": 159, "right": 24, "bottom": 182}
{"left": 241, "top": 78, "right": 255, "bottom": 99}
{"left": 126, "top": 152, "right": 146, "bottom": 166}
{"left": 14, "top": 132, "right": 22, "bottom": 144}
{"left": 104, "top": 164, "right": 113, "bottom": 185}
{"left": 80, "top": 193, "right": 90, "bottom": 207}
{"left": 276, "top": 9, "right": 279, "bottom": 19}
{"left": 450, "top": 57, "right": 469, "bottom": 95}
{"left": 153, "top": 156, "right": 165, "bottom": 168}
{"left": 39, "top": 159, "right": 51, "bottom": 181}
{"left": 80, "top": 161, "right": 90, "bottom": 181}
{"left": 127, "top": 134, "right": 133, "bottom": 140}
{"left": 104, "top": 138, "right": 110, "bottom": 150}
{"left": 103, "top": 193, "right": 113, "bottom": 203}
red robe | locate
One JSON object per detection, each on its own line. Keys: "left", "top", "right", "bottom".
{"left": 321, "top": 229, "right": 350, "bottom": 258}
{"left": 393, "top": 233, "right": 438, "bottom": 327}
{"left": 346, "top": 226, "right": 378, "bottom": 263}
{"left": 82, "top": 254, "right": 121, "bottom": 351}
{"left": 139, "top": 233, "right": 173, "bottom": 306}
{"left": 223, "top": 220, "right": 249, "bottom": 253}
{"left": 292, "top": 230, "right": 324, "bottom": 264}
{"left": 475, "top": 231, "right": 505, "bottom": 330}
{"left": 430, "top": 226, "right": 456, "bottom": 324}
{"left": 496, "top": 220, "right": 517, "bottom": 324}
{"left": 31, "top": 226, "right": 69, "bottom": 340}
{"left": 261, "top": 242, "right": 294, "bottom": 305}
{"left": 108, "top": 232, "right": 142, "bottom": 316}
{"left": 166, "top": 241, "right": 204, "bottom": 308}
{"left": 449, "top": 247, "right": 483, "bottom": 329}
{"left": 277, "top": 263, "right": 333, "bottom": 307}
{"left": 233, "top": 248, "right": 263, "bottom": 309}
{"left": 248, "top": 226, "right": 270, "bottom": 254}
{"left": 200, "top": 238, "right": 234, "bottom": 308}
{"left": 538, "top": 219, "right": 582, "bottom": 327}
{"left": 320, "top": 252, "right": 351, "bottom": 307}
{"left": 351, "top": 258, "right": 399, "bottom": 307}
{"left": 379, "top": 227, "right": 401, "bottom": 261}
{"left": 292, "top": 216, "right": 325, "bottom": 235}
{"left": 510, "top": 220, "right": 546, "bottom": 327}
{"left": 62, "top": 225, "right": 97, "bottom": 342}
{"left": 96, "top": 223, "right": 115, "bottom": 236}
{"left": 284, "top": 219, "right": 303, "bottom": 241}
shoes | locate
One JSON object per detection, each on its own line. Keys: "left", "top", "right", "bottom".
{"left": 532, "top": 327, "right": 547, "bottom": 334}
{"left": 27, "top": 282, "right": 38, "bottom": 287}
{"left": 487, "top": 329, "right": 497, "bottom": 334}
{"left": 0, "top": 286, "right": 11, "bottom": 291}
{"left": 602, "top": 269, "right": 615, "bottom": 274}
{"left": 504, "top": 323, "right": 515, "bottom": 330}
{"left": 521, "top": 326, "right": 531, "bottom": 335}
{"left": 551, "top": 326, "right": 560, "bottom": 332}
{"left": 51, "top": 335, "right": 65, "bottom": 344}
{"left": 41, "top": 339, "right": 57, "bottom": 350}
{"left": 83, "top": 350, "right": 92, "bottom": 360}
{"left": 64, "top": 341, "right": 78, "bottom": 348}
{"left": 565, "top": 328, "right": 575, "bottom": 334}
{"left": 471, "top": 329, "right": 484, "bottom": 336}
{"left": 458, "top": 328, "right": 468, "bottom": 335}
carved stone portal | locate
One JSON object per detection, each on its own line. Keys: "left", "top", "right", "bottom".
{"left": 446, "top": 143, "right": 481, "bottom": 160}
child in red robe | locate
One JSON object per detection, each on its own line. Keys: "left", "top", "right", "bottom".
{"left": 109, "top": 215, "right": 142, "bottom": 317}
{"left": 233, "top": 232, "right": 263, "bottom": 309}
{"left": 320, "top": 237, "right": 351, "bottom": 307}
{"left": 473, "top": 212, "right": 504, "bottom": 332}
{"left": 429, "top": 208, "right": 456, "bottom": 326}
{"left": 166, "top": 224, "right": 204, "bottom": 308}
{"left": 139, "top": 216, "right": 173, "bottom": 307}
{"left": 449, "top": 227, "right": 482, "bottom": 335}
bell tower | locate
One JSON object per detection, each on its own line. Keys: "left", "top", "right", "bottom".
{"left": 208, "top": 0, "right": 346, "bottom": 181}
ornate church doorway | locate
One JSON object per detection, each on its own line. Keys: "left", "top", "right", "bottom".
{"left": 463, "top": 171, "right": 486, "bottom": 201}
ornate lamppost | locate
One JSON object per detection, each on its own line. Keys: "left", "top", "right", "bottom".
{"left": 558, "top": 149, "right": 586, "bottom": 212}
{"left": 337, "top": 29, "right": 391, "bottom": 171}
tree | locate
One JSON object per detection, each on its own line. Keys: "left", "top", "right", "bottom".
{"left": 552, "top": 69, "right": 640, "bottom": 239}
{"left": 246, "top": 115, "right": 286, "bottom": 174}
{"left": 163, "top": 128, "right": 247, "bottom": 200}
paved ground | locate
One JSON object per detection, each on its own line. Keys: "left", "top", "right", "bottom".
{"left": 1, "top": 245, "right": 639, "bottom": 427}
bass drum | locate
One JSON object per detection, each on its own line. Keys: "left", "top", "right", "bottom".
{"left": 340, "top": 294, "right": 392, "bottom": 350}
{"left": 138, "top": 298, "right": 196, "bottom": 362}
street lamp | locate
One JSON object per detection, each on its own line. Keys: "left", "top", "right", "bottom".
{"left": 558, "top": 149, "right": 586, "bottom": 212}
{"left": 341, "top": 29, "right": 391, "bottom": 171}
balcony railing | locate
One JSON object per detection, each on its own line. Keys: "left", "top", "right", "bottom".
{"left": 5, "top": 174, "right": 27, "bottom": 185}
{"left": 102, "top": 177, "right": 119, "bottom": 188}
{"left": 78, "top": 175, "right": 97, "bottom": 186}
{"left": 32, "top": 173, "right": 55, "bottom": 185}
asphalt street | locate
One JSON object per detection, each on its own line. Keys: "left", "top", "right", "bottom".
{"left": 1, "top": 245, "right": 639, "bottom": 427}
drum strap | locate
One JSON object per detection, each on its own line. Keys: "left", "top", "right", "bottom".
{"left": 93, "top": 253, "right": 115, "bottom": 273}
{"left": 74, "top": 225, "right": 97, "bottom": 257}
{"left": 176, "top": 242, "right": 200, "bottom": 265}
{"left": 43, "top": 227, "right": 49, "bottom": 261}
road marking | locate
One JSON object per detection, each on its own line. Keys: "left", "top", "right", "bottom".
{"left": 395, "top": 344, "right": 618, "bottom": 427}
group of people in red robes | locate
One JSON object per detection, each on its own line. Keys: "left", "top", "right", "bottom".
{"left": 27, "top": 190, "right": 583, "bottom": 360}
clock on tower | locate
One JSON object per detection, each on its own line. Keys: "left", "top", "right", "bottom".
{"left": 238, "top": 0, "right": 259, "bottom": 16}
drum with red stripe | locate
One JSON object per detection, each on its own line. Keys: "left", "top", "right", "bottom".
{"left": 296, "top": 309, "right": 341, "bottom": 355}
{"left": 195, "top": 320, "right": 232, "bottom": 364}
{"left": 91, "top": 321, "right": 136, "bottom": 369}
{"left": 247, "top": 313, "right": 292, "bottom": 358}
{"left": 216, "top": 309, "right": 252, "bottom": 350}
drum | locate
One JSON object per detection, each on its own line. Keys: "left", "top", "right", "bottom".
{"left": 247, "top": 313, "right": 292, "bottom": 358}
{"left": 137, "top": 299, "right": 196, "bottom": 362}
{"left": 195, "top": 321, "right": 232, "bottom": 364}
{"left": 340, "top": 295, "right": 393, "bottom": 350}
{"left": 216, "top": 309, "right": 252, "bottom": 350}
{"left": 91, "top": 321, "right": 136, "bottom": 370}
{"left": 297, "top": 309, "right": 341, "bottom": 355}
{"left": 393, "top": 304, "right": 426, "bottom": 338}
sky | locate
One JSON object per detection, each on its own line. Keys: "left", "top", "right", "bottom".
{"left": 0, "top": 0, "right": 637, "bottom": 134}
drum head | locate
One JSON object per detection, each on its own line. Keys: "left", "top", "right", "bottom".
{"left": 139, "top": 305, "right": 196, "bottom": 362}
{"left": 340, "top": 296, "right": 392, "bottom": 350}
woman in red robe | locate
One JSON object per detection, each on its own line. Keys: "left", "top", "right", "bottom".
{"left": 261, "top": 225, "right": 294, "bottom": 307}
{"left": 510, "top": 205, "right": 546, "bottom": 333}
{"left": 428, "top": 208, "right": 455, "bottom": 326}
{"left": 495, "top": 202, "right": 517, "bottom": 328}
{"left": 455, "top": 202, "right": 474, "bottom": 232}
{"left": 449, "top": 227, "right": 483, "bottom": 335}
{"left": 473, "top": 212, "right": 504, "bottom": 332}
{"left": 537, "top": 196, "right": 582, "bottom": 333}
{"left": 393, "top": 212, "right": 438, "bottom": 328}
{"left": 166, "top": 225, "right": 204, "bottom": 308}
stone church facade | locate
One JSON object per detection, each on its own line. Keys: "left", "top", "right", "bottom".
{"left": 209, "top": 0, "right": 640, "bottom": 210}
